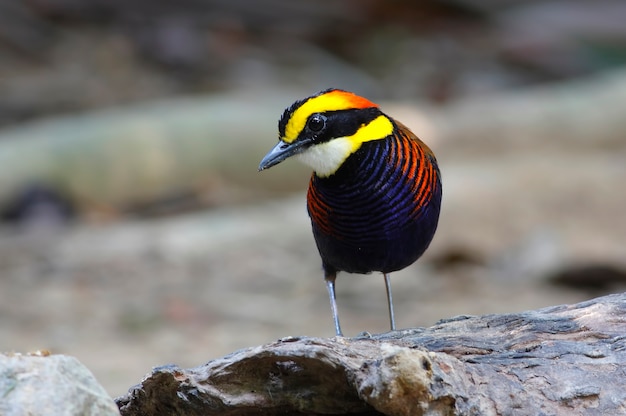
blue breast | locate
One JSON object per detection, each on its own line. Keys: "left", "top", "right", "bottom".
{"left": 307, "top": 132, "right": 442, "bottom": 275}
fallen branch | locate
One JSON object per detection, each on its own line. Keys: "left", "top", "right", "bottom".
{"left": 116, "top": 293, "right": 626, "bottom": 415}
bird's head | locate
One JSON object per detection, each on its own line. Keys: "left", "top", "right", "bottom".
{"left": 258, "top": 89, "right": 394, "bottom": 177}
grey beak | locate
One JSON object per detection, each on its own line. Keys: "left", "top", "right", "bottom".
{"left": 258, "top": 140, "right": 306, "bottom": 171}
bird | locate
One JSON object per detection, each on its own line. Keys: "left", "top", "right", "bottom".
{"left": 258, "top": 88, "right": 442, "bottom": 336}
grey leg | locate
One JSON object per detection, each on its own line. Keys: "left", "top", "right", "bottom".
{"left": 325, "top": 272, "right": 343, "bottom": 336}
{"left": 384, "top": 273, "right": 396, "bottom": 331}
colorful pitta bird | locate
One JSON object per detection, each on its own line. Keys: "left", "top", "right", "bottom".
{"left": 259, "top": 89, "right": 442, "bottom": 336}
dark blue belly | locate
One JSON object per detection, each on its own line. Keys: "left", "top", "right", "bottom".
{"left": 310, "top": 194, "right": 441, "bottom": 274}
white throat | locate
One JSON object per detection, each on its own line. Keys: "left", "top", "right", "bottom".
{"left": 296, "top": 137, "right": 354, "bottom": 177}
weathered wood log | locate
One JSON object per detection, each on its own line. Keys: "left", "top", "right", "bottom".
{"left": 0, "top": 92, "right": 297, "bottom": 210}
{"left": 115, "top": 293, "right": 626, "bottom": 415}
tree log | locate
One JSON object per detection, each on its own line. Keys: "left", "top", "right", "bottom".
{"left": 115, "top": 293, "right": 626, "bottom": 415}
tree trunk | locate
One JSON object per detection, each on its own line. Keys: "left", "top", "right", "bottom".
{"left": 116, "top": 293, "right": 626, "bottom": 415}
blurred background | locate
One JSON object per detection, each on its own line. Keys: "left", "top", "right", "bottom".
{"left": 1, "top": 0, "right": 625, "bottom": 398}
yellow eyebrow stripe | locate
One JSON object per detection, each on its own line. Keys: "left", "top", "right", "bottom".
{"left": 344, "top": 115, "right": 394, "bottom": 152}
{"left": 283, "top": 90, "right": 378, "bottom": 143}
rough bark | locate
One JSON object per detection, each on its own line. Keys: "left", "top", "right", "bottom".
{"left": 116, "top": 293, "right": 626, "bottom": 415}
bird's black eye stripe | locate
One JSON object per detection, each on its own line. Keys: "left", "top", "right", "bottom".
{"left": 307, "top": 114, "right": 326, "bottom": 133}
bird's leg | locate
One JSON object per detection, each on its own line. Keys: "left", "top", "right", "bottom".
{"left": 324, "top": 271, "right": 343, "bottom": 336}
{"left": 383, "top": 273, "right": 396, "bottom": 331}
